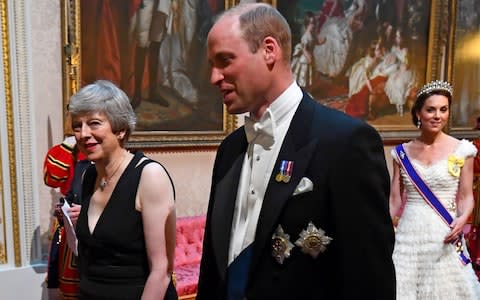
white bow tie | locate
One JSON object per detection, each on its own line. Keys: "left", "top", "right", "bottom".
{"left": 244, "top": 111, "right": 275, "bottom": 146}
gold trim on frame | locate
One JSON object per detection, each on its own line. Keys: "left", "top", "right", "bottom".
{"left": 61, "top": 0, "right": 80, "bottom": 135}
{"left": 1, "top": 0, "right": 20, "bottom": 266}
{"left": 262, "top": 0, "right": 276, "bottom": 6}
{"left": 445, "top": 0, "right": 479, "bottom": 138}
{"left": 225, "top": 0, "right": 237, "bottom": 7}
{"left": 226, "top": 0, "right": 277, "bottom": 6}
{"left": 446, "top": 0, "right": 457, "bottom": 86}
{"left": 425, "top": 0, "right": 442, "bottom": 82}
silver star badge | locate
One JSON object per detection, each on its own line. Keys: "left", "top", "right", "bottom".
{"left": 295, "top": 222, "right": 332, "bottom": 258}
{"left": 271, "top": 225, "right": 294, "bottom": 264}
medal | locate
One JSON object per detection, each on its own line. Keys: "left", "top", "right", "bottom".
{"left": 275, "top": 173, "right": 284, "bottom": 182}
{"left": 275, "top": 160, "right": 293, "bottom": 183}
{"left": 275, "top": 161, "right": 287, "bottom": 182}
{"left": 271, "top": 225, "right": 294, "bottom": 264}
{"left": 295, "top": 222, "right": 332, "bottom": 259}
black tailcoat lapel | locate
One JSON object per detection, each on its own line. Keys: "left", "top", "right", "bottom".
{"left": 210, "top": 133, "right": 248, "bottom": 280}
{"left": 249, "top": 94, "right": 319, "bottom": 274}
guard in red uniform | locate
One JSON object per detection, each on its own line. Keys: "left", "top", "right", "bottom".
{"left": 44, "top": 136, "right": 87, "bottom": 299}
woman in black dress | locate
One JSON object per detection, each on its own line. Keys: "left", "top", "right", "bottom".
{"left": 67, "top": 80, "right": 177, "bottom": 300}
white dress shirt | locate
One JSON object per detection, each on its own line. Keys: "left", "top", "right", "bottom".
{"left": 228, "top": 82, "right": 303, "bottom": 264}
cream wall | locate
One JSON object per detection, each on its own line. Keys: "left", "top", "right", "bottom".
{"left": 32, "top": 0, "right": 65, "bottom": 262}
{"left": 146, "top": 150, "right": 216, "bottom": 217}
{"left": 1, "top": 1, "right": 63, "bottom": 298}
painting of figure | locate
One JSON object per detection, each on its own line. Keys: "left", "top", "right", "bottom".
{"left": 80, "top": 0, "right": 227, "bottom": 132}
{"left": 277, "top": 0, "right": 432, "bottom": 130}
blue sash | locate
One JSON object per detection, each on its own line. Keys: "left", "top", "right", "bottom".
{"left": 226, "top": 244, "right": 253, "bottom": 300}
{"left": 395, "top": 144, "right": 470, "bottom": 265}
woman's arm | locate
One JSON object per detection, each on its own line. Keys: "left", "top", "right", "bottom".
{"left": 389, "top": 159, "right": 403, "bottom": 226}
{"left": 445, "top": 156, "right": 475, "bottom": 243}
{"left": 137, "top": 162, "right": 176, "bottom": 300}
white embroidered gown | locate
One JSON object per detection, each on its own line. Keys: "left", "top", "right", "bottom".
{"left": 392, "top": 139, "right": 480, "bottom": 299}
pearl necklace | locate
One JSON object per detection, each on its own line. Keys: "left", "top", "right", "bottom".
{"left": 99, "top": 153, "right": 127, "bottom": 191}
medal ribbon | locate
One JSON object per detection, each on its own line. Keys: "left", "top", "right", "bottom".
{"left": 285, "top": 161, "right": 293, "bottom": 177}
{"left": 280, "top": 160, "right": 287, "bottom": 177}
{"left": 395, "top": 144, "right": 470, "bottom": 265}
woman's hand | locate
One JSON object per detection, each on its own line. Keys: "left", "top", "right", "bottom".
{"left": 68, "top": 203, "right": 82, "bottom": 226}
{"left": 444, "top": 215, "right": 469, "bottom": 243}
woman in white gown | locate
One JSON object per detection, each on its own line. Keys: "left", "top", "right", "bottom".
{"left": 389, "top": 80, "right": 480, "bottom": 299}
{"left": 291, "top": 12, "right": 315, "bottom": 88}
{"left": 313, "top": 0, "right": 366, "bottom": 78}
{"left": 384, "top": 29, "right": 414, "bottom": 116}
{"left": 347, "top": 41, "right": 376, "bottom": 98}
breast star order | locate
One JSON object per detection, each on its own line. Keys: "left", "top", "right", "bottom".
{"left": 295, "top": 222, "right": 332, "bottom": 258}
{"left": 271, "top": 225, "right": 295, "bottom": 264}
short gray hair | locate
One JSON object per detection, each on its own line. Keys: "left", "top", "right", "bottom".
{"left": 68, "top": 80, "right": 136, "bottom": 140}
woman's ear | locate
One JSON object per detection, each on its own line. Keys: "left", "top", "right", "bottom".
{"left": 117, "top": 129, "right": 127, "bottom": 140}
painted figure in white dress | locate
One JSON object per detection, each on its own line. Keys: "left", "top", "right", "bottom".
{"left": 313, "top": 0, "right": 367, "bottom": 78}
{"left": 384, "top": 28, "right": 414, "bottom": 116}
{"left": 291, "top": 12, "right": 315, "bottom": 88}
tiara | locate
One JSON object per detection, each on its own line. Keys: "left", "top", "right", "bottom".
{"left": 417, "top": 80, "right": 453, "bottom": 97}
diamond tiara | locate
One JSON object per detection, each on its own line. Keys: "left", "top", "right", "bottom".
{"left": 417, "top": 80, "right": 453, "bottom": 98}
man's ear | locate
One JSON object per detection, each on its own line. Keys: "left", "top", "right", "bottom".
{"left": 263, "top": 36, "right": 279, "bottom": 64}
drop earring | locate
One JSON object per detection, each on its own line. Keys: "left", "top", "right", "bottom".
{"left": 416, "top": 120, "right": 421, "bottom": 128}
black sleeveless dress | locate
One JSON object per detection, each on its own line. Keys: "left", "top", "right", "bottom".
{"left": 76, "top": 152, "right": 177, "bottom": 300}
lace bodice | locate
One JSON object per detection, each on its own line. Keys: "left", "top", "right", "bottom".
{"left": 392, "top": 139, "right": 478, "bottom": 212}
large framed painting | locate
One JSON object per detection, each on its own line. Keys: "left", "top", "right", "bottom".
{"left": 61, "top": 0, "right": 237, "bottom": 148}
{"left": 276, "top": 0, "right": 447, "bottom": 141}
{"left": 446, "top": 0, "right": 480, "bottom": 138}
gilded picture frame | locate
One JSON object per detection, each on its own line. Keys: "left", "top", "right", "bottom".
{"left": 277, "top": 0, "right": 446, "bottom": 142}
{"left": 1, "top": 0, "right": 21, "bottom": 266}
{"left": 446, "top": 0, "right": 480, "bottom": 139}
{"left": 61, "top": 0, "right": 240, "bottom": 149}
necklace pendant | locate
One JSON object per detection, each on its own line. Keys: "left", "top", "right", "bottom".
{"left": 99, "top": 151, "right": 128, "bottom": 191}
{"left": 99, "top": 178, "right": 107, "bottom": 191}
